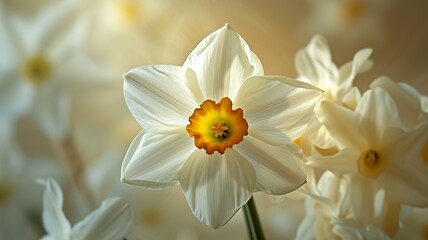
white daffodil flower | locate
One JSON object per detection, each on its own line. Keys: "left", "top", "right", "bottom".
{"left": 121, "top": 24, "right": 322, "bottom": 228}
{"left": 38, "top": 178, "right": 132, "bottom": 240}
{"left": 296, "top": 34, "right": 373, "bottom": 109}
{"left": 0, "top": 0, "right": 111, "bottom": 140}
{"left": 308, "top": 88, "right": 428, "bottom": 227}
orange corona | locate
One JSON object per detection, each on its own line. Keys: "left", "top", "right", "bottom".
{"left": 186, "top": 97, "right": 248, "bottom": 155}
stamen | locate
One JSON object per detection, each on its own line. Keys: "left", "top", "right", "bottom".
{"left": 358, "top": 149, "right": 386, "bottom": 179}
{"left": 211, "top": 121, "right": 229, "bottom": 138}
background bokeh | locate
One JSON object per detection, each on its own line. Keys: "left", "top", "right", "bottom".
{"left": 1, "top": 0, "right": 428, "bottom": 239}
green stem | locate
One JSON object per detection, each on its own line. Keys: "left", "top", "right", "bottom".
{"left": 243, "top": 196, "right": 265, "bottom": 240}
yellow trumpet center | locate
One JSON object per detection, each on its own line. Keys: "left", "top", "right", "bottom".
{"left": 357, "top": 149, "right": 386, "bottom": 179}
{"left": 22, "top": 55, "right": 51, "bottom": 85}
{"left": 186, "top": 97, "right": 248, "bottom": 155}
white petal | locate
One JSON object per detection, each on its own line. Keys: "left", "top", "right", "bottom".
{"left": 121, "top": 130, "right": 195, "bottom": 189}
{"left": 235, "top": 76, "right": 322, "bottom": 142}
{"left": 342, "top": 87, "right": 361, "bottom": 110}
{"left": 317, "top": 100, "right": 366, "bottom": 151}
{"left": 370, "top": 76, "right": 421, "bottom": 130}
{"left": 0, "top": 70, "right": 34, "bottom": 122}
{"left": 337, "top": 48, "right": 373, "bottom": 100}
{"left": 32, "top": 85, "right": 70, "bottom": 140}
{"left": 355, "top": 88, "right": 401, "bottom": 146}
{"left": 177, "top": 149, "right": 256, "bottom": 229}
{"left": 234, "top": 136, "right": 306, "bottom": 195}
{"left": 381, "top": 124, "right": 428, "bottom": 206}
{"left": 70, "top": 198, "right": 132, "bottom": 240}
{"left": 183, "top": 24, "right": 263, "bottom": 102}
{"left": 295, "top": 35, "right": 337, "bottom": 89}
{"left": 348, "top": 174, "right": 378, "bottom": 226}
{"left": 306, "top": 148, "right": 359, "bottom": 176}
{"left": 38, "top": 178, "right": 71, "bottom": 239}
{"left": 123, "top": 65, "right": 202, "bottom": 133}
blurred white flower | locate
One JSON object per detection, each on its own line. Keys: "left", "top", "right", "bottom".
{"left": 308, "top": 88, "right": 428, "bottom": 227}
{"left": 38, "top": 178, "right": 132, "bottom": 240}
{"left": 0, "top": 136, "right": 64, "bottom": 239}
{"left": 0, "top": 0, "right": 111, "bottom": 140}
{"left": 304, "top": 0, "right": 391, "bottom": 42}
{"left": 121, "top": 24, "right": 322, "bottom": 228}
{"left": 296, "top": 34, "right": 373, "bottom": 109}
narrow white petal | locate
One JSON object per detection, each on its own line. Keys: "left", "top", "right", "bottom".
{"left": 70, "top": 198, "right": 132, "bottom": 240}
{"left": 348, "top": 174, "right": 379, "bottom": 226}
{"left": 342, "top": 87, "right": 361, "bottom": 110}
{"left": 123, "top": 65, "right": 201, "bottom": 133}
{"left": 235, "top": 76, "right": 322, "bottom": 142}
{"left": 234, "top": 136, "right": 306, "bottom": 195}
{"left": 355, "top": 88, "right": 401, "bottom": 146}
{"left": 306, "top": 148, "right": 359, "bottom": 176}
{"left": 121, "top": 130, "right": 195, "bottom": 189}
{"left": 337, "top": 48, "right": 373, "bottom": 100}
{"left": 183, "top": 24, "right": 263, "bottom": 102}
{"left": 38, "top": 178, "right": 71, "bottom": 239}
{"left": 317, "top": 100, "right": 366, "bottom": 151}
{"left": 178, "top": 149, "right": 256, "bottom": 229}
{"left": 370, "top": 76, "right": 421, "bottom": 130}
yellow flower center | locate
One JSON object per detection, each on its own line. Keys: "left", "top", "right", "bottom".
{"left": 421, "top": 140, "right": 428, "bottom": 164}
{"left": 22, "top": 55, "right": 51, "bottom": 85}
{"left": 340, "top": 1, "right": 366, "bottom": 23}
{"left": 357, "top": 149, "right": 387, "bottom": 179}
{"left": 118, "top": 0, "right": 141, "bottom": 23}
{"left": 186, "top": 97, "right": 248, "bottom": 155}
{"left": 0, "top": 181, "right": 12, "bottom": 204}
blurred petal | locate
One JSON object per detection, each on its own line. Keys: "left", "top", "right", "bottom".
{"left": 296, "top": 35, "right": 335, "bottom": 88}
{"left": 306, "top": 148, "right": 359, "bottom": 176}
{"left": 355, "top": 88, "right": 401, "bottom": 146}
{"left": 348, "top": 174, "right": 378, "bottom": 226}
{"left": 178, "top": 149, "right": 255, "bottom": 229}
{"left": 71, "top": 198, "right": 132, "bottom": 240}
{"left": 370, "top": 76, "right": 421, "bottom": 130}
{"left": 234, "top": 136, "right": 306, "bottom": 195}
{"left": 342, "top": 86, "right": 361, "bottom": 110}
{"left": 382, "top": 124, "right": 428, "bottom": 206}
{"left": 38, "top": 178, "right": 71, "bottom": 239}
{"left": 183, "top": 24, "right": 263, "bottom": 102}
{"left": 235, "top": 76, "right": 322, "bottom": 142}
{"left": 337, "top": 48, "right": 373, "bottom": 99}
{"left": 32, "top": 86, "right": 70, "bottom": 140}
{"left": 317, "top": 100, "right": 366, "bottom": 150}
{"left": 123, "top": 65, "right": 202, "bottom": 133}
{"left": 121, "top": 130, "right": 195, "bottom": 189}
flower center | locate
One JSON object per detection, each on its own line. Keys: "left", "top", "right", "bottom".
{"left": 22, "top": 55, "right": 51, "bottom": 85}
{"left": 340, "top": 1, "right": 366, "bottom": 23}
{"left": 186, "top": 97, "right": 248, "bottom": 155}
{"left": 357, "top": 149, "right": 386, "bottom": 179}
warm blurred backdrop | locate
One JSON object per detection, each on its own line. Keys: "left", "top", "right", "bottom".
{"left": 1, "top": 0, "right": 428, "bottom": 239}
